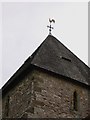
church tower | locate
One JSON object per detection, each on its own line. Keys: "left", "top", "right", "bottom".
{"left": 1, "top": 21, "right": 90, "bottom": 118}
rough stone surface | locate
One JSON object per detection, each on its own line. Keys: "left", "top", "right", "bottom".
{"left": 2, "top": 69, "right": 89, "bottom": 118}
{"left": 0, "top": 90, "right": 2, "bottom": 120}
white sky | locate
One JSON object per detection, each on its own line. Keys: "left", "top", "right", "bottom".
{"left": 0, "top": 1, "right": 89, "bottom": 88}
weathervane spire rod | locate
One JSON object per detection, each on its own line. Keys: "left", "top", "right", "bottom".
{"left": 47, "top": 18, "right": 55, "bottom": 35}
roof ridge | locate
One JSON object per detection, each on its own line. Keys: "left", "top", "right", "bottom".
{"left": 24, "top": 35, "right": 50, "bottom": 64}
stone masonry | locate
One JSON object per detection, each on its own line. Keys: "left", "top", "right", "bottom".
{"left": 2, "top": 68, "right": 89, "bottom": 118}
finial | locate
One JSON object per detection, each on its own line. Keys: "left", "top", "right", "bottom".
{"left": 47, "top": 18, "right": 55, "bottom": 35}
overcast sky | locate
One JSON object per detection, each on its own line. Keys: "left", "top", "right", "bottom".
{"left": 0, "top": 2, "right": 89, "bottom": 88}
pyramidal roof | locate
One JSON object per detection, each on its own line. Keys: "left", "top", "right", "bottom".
{"left": 2, "top": 35, "right": 90, "bottom": 94}
{"left": 29, "top": 35, "right": 90, "bottom": 85}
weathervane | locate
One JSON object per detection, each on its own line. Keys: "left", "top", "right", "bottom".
{"left": 47, "top": 18, "right": 55, "bottom": 35}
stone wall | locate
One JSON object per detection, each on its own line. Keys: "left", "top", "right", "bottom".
{"left": 2, "top": 68, "right": 89, "bottom": 118}
{"left": 0, "top": 89, "right": 2, "bottom": 119}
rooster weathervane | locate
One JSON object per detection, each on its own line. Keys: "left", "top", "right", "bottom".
{"left": 47, "top": 18, "right": 55, "bottom": 35}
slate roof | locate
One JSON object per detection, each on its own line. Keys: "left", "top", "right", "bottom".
{"left": 30, "top": 35, "right": 90, "bottom": 85}
{"left": 2, "top": 35, "right": 90, "bottom": 94}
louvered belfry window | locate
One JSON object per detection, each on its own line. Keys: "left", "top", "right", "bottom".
{"left": 73, "top": 91, "right": 78, "bottom": 111}
{"left": 5, "top": 95, "right": 10, "bottom": 117}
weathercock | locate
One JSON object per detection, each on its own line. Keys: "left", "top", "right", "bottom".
{"left": 49, "top": 18, "right": 55, "bottom": 23}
